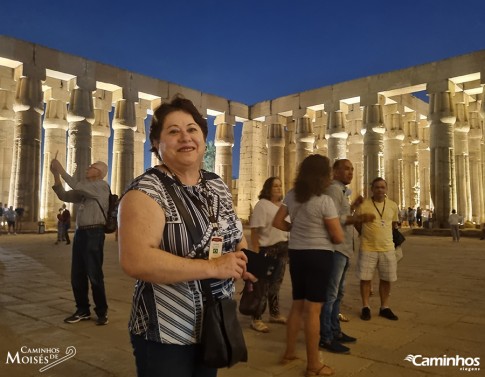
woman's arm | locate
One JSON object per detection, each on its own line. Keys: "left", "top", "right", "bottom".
{"left": 272, "top": 205, "right": 291, "bottom": 231}
{"left": 118, "top": 190, "right": 248, "bottom": 284}
{"left": 324, "top": 217, "right": 344, "bottom": 244}
{"left": 250, "top": 228, "right": 260, "bottom": 252}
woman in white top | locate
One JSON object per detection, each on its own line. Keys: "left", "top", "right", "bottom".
{"left": 273, "top": 155, "right": 343, "bottom": 377}
{"left": 249, "top": 177, "right": 289, "bottom": 332}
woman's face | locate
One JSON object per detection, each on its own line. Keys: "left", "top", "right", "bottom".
{"left": 155, "top": 110, "right": 206, "bottom": 169}
{"left": 270, "top": 179, "right": 282, "bottom": 200}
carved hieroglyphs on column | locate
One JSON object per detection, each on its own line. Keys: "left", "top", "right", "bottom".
{"left": 265, "top": 115, "right": 286, "bottom": 186}
{"left": 10, "top": 70, "right": 45, "bottom": 226}
{"left": 214, "top": 114, "right": 235, "bottom": 189}
{"left": 402, "top": 116, "right": 420, "bottom": 208}
{"left": 0, "top": 84, "right": 15, "bottom": 205}
{"left": 326, "top": 107, "right": 348, "bottom": 162}
{"left": 294, "top": 111, "right": 315, "bottom": 167}
{"left": 384, "top": 110, "right": 405, "bottom": 206}
{"left": 427, "top": 80, "right": 457, "bottom": 227}
{"left": 92, "top": 89, "right": 112, "bottom": 177}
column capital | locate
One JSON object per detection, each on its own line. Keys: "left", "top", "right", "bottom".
{"left": 292, "top": 109, "right": 309, "bottom": 119}
{"left": 214, "top": 113, "right": 235, "bottom": 126}
{"left": 264, "top": 114, "right": 287, "bottom": 125}
{"left": 426, "top": 79, "right": 455, "bottom": 94}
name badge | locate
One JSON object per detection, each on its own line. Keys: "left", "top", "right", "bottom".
{"left": 208, "top": 236, "right": 224, "bottom": 259}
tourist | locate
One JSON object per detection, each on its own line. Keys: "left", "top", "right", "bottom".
{"left": 448, "top": 209, "right": 463, "bottom": 242}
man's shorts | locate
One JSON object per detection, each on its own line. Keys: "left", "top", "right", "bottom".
{"left": 288, "top": 249, "right": 334, "bottom": 302}
{"left": 357, "top": 249, "right": 397, "bottom": 282}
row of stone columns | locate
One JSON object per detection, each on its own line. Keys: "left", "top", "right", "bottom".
{"left": 237, "top": 87, "right": 485, "bottom": 228}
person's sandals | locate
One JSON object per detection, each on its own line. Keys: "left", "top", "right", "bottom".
{"left": 305, "top": 364, "right": 335, "bottom": 376}
{"left": 251, "top": 319, "right": 269, "bottom": 333}
{"left": 269, "top": 315, "right": 287, "bottom": 324}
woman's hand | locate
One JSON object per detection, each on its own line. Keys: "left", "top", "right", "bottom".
{"left": 209, "top": 251, "right": 248, "bottom": 280}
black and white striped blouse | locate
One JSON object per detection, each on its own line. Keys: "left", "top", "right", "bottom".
{"left": 125, "top": 167, "right": 243, "bottom": 345}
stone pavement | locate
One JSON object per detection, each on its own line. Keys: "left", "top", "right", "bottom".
{"left": 0, "top": 231, "right": 484, "bottom": 377}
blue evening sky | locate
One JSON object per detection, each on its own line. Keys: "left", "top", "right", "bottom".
{"left": 2, "top": 0, "right": 484, "bottom": 177}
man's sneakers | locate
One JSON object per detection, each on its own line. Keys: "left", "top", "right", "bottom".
{"left": 360, "top": 307, "right": 371, "bottom": 321}
{"left": 64, "top": 311, "right": 109, "bottom": 325}
{"left": 96, "top": 315, "right": 109, "bottom": 326}
{"left": 361, "top": 307, "right": 399, "bottom": 321}
{"left": 64, "top": 311, "right": 90, "bottom": 324}
{"left": 335, "top": 332, "right": 357, "bottom": 343}
{"left": 379, "top": 307, "right": 399, "bottom": 320}
{"left": 319, "top": 340, "right": 350, "bottom": 354}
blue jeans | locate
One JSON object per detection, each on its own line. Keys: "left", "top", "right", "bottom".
{"left": 130, "top": 334, "right": 217, "bottom": 377}
{"left": 319, "top": 251, "right": 349, "bottom": 342}
{"left": 71, "top": 227, "right": 107, "bottom": 317}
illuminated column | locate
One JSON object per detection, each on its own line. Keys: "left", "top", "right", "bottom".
{"left": 313, "top": 110, "right": 328, "bottom": 157}
{"left": 214, "top": 113, "right": 235, "bottom": 189}
{"left": 40, "top": 78, "right": 70, "bottom": 227}
{"left": 362, "top": 95, "right": 385, "bottom": 197}
{"left": 479, "top": 89, "right": 485, "bottom": 222}
{"left": 417, "top": 120, "right": 431, "bottom": 210}
{"left": 134, "top": 100, "right": 149, "bottom": 178}
{"left": 348, "top": 104, "right": 364, "bottom": 200}
{"left": 427, "top": 80, "right": 456, "bottom": 227}
{"left": 284, "top": 118, "right": 296, "bottom": 193}
{"left": 0, "top": 84, "right": 15, "bottom": 205}
{"left": 10, "top": 70, "right": 45, "bottom": 226}
{"left": 111, "top": 98, "right": 136, "bottom": 195}
{"left": 402, "top": 117, "right": 419, "bottom": 208}
{"left": 237, "top": 120, "right": 266, "bottom": 222}
{"left": 92, "top": 89, "right": 112, "bottom": 178}
{"left": 294, "top": 110, "right": 314, "bottom": 167}
{"left": 66, "top": 78, "right": 95, "bottom": 183}
{"left": 384, "top": 111, "right": 405, "bottom": 206}
{"left": 468, "top": 107, "right": 482, "bottom": 223}
{"left": 265, "top": 115, "right": 286, "bottom": 184}
{"left": 326, "top": 107, "right": 348, "bottom": 162}
{"left": 453, "top": 99, "right": 471, "bottom": 220}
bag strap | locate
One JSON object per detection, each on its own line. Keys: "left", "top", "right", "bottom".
{"left": 149, "top": 168, "right": 214, "bottom": 301}
{"left": 95, "top": 188, "right": 112, "bottom": 222}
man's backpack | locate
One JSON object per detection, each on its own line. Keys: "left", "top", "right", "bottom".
{"left": 96, "top": 189, "right": 119, "bottom": 234}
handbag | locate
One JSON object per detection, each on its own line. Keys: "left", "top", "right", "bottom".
{"left": 199, "top": 281, "right": 248, "bottom": 368}
{"left": 393, "top": 228, "right": 406, "bottom": 247}
{"left": 151, "top": 168, "right": 248, "bottom": 368}
{"left": 239, "top": 280, "right": 265, "bottom": 316}
{"left": 242, "top": 248, "right": 280, "bottom": 279}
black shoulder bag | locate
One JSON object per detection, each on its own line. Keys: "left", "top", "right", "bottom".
{"left": 151, "top": 169, "right": 248, "bottom": 369}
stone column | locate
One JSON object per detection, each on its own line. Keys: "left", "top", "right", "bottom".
{"left": 134, "top": 100, "right": 149, "bottom": 178}
{"left": 313, "top": 110, "right": 327, "bottom": 156}
{"left": 66, "top": 78, "right": 95, "bottom": 183}
{"left": 384, "top": 111, "right": 405, "bottom": 206}
{"left": 10, "top": 70, "right": 45, "bottom": 227}
{"left": 347, "top": 104, "right": 364, "bottom": 200}
{"left": 265, "top": 115, "right": 286, "bottom": 185}
{"left": 453, "top": 99, "right": 471, "bottom": 220}
{"left": 417, "top": 120, "right": 431, "bottom": 210}
{"left": 40, "top": 78, "right": 70, "bottom": 227}
{"left": 214, "top": 113, "right": 235, "bottom": 189}
{"left": 284, "top": 119, "right": 296, "bottom": 193}
{"left": 326, "top": 107, "right": 348, "bottom": 162}
{"left": 0, "top": 84, "right": 15, "bottom": 205}
{"left": 92, "top": 89, "right": 112, "bottom": 177}
{"left": 402, "top": 117, "right": 419, "bottom": 208}
{"left": 294, "top": 110, "right": 314, "bottom": 168}
{"left": 236, "top": 120, "right": 266, "bottom": 222}
{"left": 111, "top": 98, "right": 136, "bottom": 195}
{"left": 468, "top": 107, "right": 482, "bottom": 223}
{"left": 362, "top": 95, "right": 385, "bottom": 197}
{"left": 427, "top": 80, "right": 456, "bottom": 227}
{"left": 480, "top": 91, "right": 485, "bottom": 223}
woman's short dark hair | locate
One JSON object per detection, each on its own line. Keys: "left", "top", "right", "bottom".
{"left": 149, "top": 95, "right": 208, "bottom": 160}
{"left": 258, "top": 177, "right": 282, "bottom": 201}
{"left": 294, "top": 154, "right": 331, "bottom": 203}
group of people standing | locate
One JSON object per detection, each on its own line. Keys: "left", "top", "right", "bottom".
{"left": 47, "top": 96, "right": 402, "bottom": 377}
{"left": 0, "top": 203, "right": 23, "bottom": 235}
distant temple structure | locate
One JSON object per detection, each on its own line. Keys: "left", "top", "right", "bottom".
{"left": 0, "top": 35, "right": 484, "bottom": 230}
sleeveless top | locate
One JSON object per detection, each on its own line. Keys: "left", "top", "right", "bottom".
{"left": 125, "top": 168, "right": 244, "bottom": 345}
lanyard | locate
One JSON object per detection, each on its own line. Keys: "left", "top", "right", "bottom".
{"left": 372, "top": 198, "right": 386, "bottom": 220}
{"left": 162, "top": 164, "right": 219, "bottom": 231}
